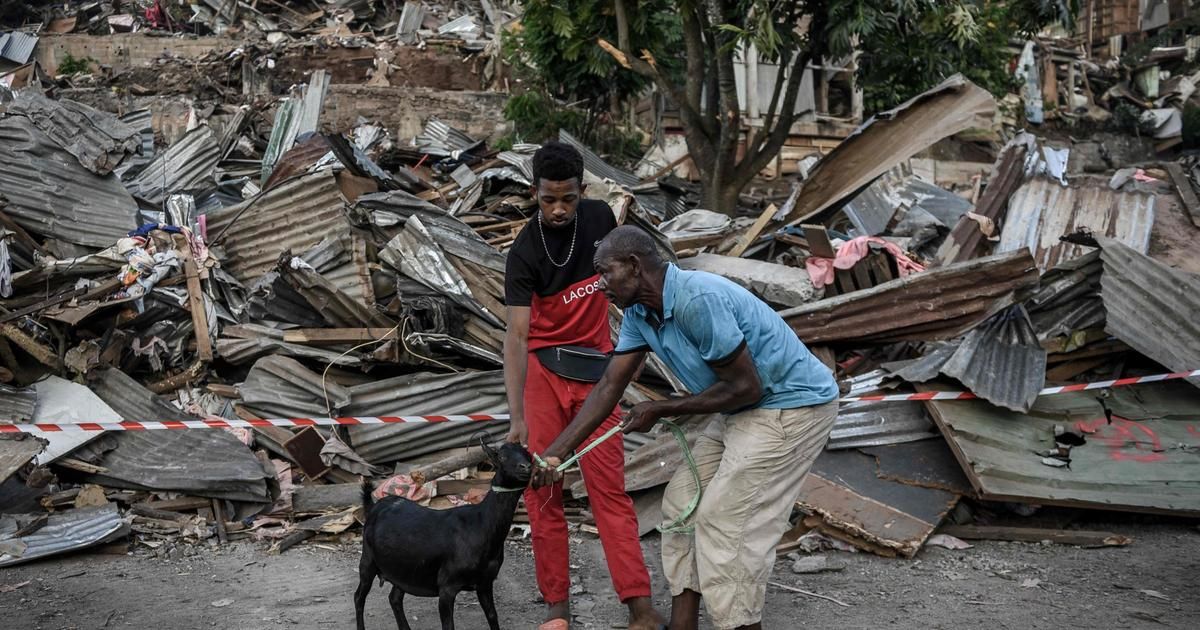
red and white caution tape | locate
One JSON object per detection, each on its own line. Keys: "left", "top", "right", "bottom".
{"left": 0, "top": 415, "right": 506, "bottom": 434}
{"left": 2, "top": 370, "right": 1197, "bottom": 435}
{"left": 839, "top": 369, "right": 1200, "bottom": 403}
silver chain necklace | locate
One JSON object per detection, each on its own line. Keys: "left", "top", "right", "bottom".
{"left": 537, "top": 211, "right": 577, "bottom": 268}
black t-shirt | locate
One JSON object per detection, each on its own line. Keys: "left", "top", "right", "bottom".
{"left": 504, "top": 199, "right": 617, "bottom": 350}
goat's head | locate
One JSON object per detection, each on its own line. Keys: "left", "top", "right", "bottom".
{"left": 479, "top": 437, "right": 534, "bottom": 488}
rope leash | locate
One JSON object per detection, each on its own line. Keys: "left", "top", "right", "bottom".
{"left": 533, "top": 419, "right": 701, "bottom": 535}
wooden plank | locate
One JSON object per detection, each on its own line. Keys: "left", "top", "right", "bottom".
{"left": 1044, "top": 357, "right": 1110, "bottom": 382}
{"left": 0, "top": 323, "right": 62, "bottom": 369}
{"left": 281, "top": 328, "right": 398, "bottom": 345}
{"left": 176, "top": 238, "right": 213, "bottom": 361}
{"left": 1165, "top": 162, "right": 1200, "bottom": 228}
{"left": 801, "top": 224, "right": 837, "bottom": 258}
{"left": 0, "top": 207, "right": 50, "bottom": 255}
{"left": 212, "top": 499, "right": 229, "bottom": 544}
{"left": 850, "top": 258, "right": 873, "bottom": 291}
{"left": 729, "top": 203, "right": 778, "bottom": 258}
{"left": 939, "top": 524, "right": 1132, "bottom": 547}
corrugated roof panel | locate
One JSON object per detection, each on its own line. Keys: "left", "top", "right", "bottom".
{"left": 0, "top": 504, "right": 127, "bottom": 568}
{"left": 206, "top": 172, "right": 354, "bottom": 285}
{"left": 925, "top": 380, "right": 1200, "bottom": 515}
{"left": 416, "top": 118, "right": 482, "bottom": 158}
{"left": 828, "top": 401, "right": 938, "bottom": 450}
{"left": 0, "top": 115, "right": 138, "bottom": 247}
{"left": 1098, "top": 237, "right": 1200, "bottom": 389}
{"left": 998, "top": 177, "right": 1155, "bottom": 271}
{"left": 0, "top": 31, "right": 37, "bottom": 64}
{"left": 559, "top": 129, "right": 639, "bottom": 188}
{"left": 125, "top": 125, "right": 220, "bottom": 205}
{"left": 6, "top": 91, "right": 141, "bottom": 176}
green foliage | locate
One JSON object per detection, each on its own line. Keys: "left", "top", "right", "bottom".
{"left": 56, "top": 52, "right": 96, "bottom": 75}
{"left": 852, "top": 1, "right": 1077, "bottom": 113}
{"left": 503, "top": 0, "right": 680, "bottom": 163}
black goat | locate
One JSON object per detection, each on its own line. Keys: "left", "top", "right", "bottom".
{"left": 355, "top": 441, "right": 533, "bottom": 630}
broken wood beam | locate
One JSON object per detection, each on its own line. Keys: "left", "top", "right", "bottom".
{"left": 408, "top": 446, "right": 490, "bottom": 485}
{"left": 801, "top": 224, "right": 837, "bottom": 258}
{"left": 131, "top": 505, "right": 190, "bottom": 522}
{"left": 211, "top": 499, "right": 229, "bottom": 544}
{"left": 176, "top": 236, "right": 213, "bottom": 361}
{"left": 0, "top": 323, "right": 63, "bottom": 369}
{"left": 729, "top": 203, "right": 778, "bottom": 258}
{"left": 1165, "top": 162, "right": 1200, "bottom": 228}
{"left": 140, "top": 497, "right": 214, "bottom": 512}
{"left": 146, "top": 360, "right": 206, "bottom": 394}
{"left": 938, "top": 524, "right": 1132, "bottom": 547}
{"left": 281, "top": 328, "right": 398, "bottom": 345}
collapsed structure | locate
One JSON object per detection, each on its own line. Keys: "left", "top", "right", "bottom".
{"left": 2, "top": 1, "right": 1200, "bottom": 566}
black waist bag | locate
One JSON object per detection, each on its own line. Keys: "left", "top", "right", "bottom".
{"left": 533, "top": 345, "right": 611, "bottom": 383}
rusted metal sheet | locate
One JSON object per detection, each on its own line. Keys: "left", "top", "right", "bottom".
{"left": 779, "top": 249, "right": 1039, "bottom": 344}
{"left": 5, "top": 91, "right": 141, "bottom": 176}
{"left": 937, "top": 138, "right": 1029, "bottom": 264}
{"left": 924, "top": 380, "right": 1200, "bottom": 516}
{"left": 784, "top": 74, "right": 996, "bottom": 225}
{"left": 206, "top": 172, "right": 362, "bottom": 292}
{"left": 997, "top": 177, "right": 1155, "bottom": 271}
{"left": 0, "top": 115, "right": 138, "bottom": 248}
{"left": 275, "top": 254, "right": 392, "bottom": 328}
{"left": 1098, "top": 237, "right": 1200, "bottom": 389}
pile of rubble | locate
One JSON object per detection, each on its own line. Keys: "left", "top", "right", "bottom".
{"left": 3, "top": 7, "right": 1200, "bottom": 568}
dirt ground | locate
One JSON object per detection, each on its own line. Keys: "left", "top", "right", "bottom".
{"left": 2, "top": 517, "right": 1197, "bottom": 630}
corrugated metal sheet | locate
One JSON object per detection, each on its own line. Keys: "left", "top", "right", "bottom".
{"left": 829, "top": 402, "right": 938, "bottom": 450}
{"left": 0, "top": 383, "right": 36, "bottom": 422}
{"left": 89, "top": 367, "right": 200, "bottom": 422}
{"left": 113, "top": 109, "right": 155, "bottom": 182}
{"left": 1025, "top": 250, "right": 1104, "bottom": 342}
{"left": 925, "top": 380, "right": 1200, "bottom": 515}
{"left": 998, "top": 177, "right": 1156, "bottom": 271}
{"left": 780, "top": 249, "right": 1039, "bottom": 344}
{"left": 125, "top": 125, "right": 220, "bottom": 205}
{"left": 786, "top": 74, "right": 996, "bottom": 225}
{"left": 1098, "top": 237, "right": 1200, "bottom": 389}
{"left": 29, "top": 376, "right": 121, "bottom": 465}
{"left": 277, "top": 256, "right": 393, "bottom": 327}
{"left": 6, "top": 91, "right": 141, "bottom": 176}
{"left": 207, "top": 172, "right": 357, "bottom": 286}
{"left": 843, "top": 166, "right": 973, "bottom": 236}
{"left": 216, "top": 327, "right": 367, "bottom": 367}
{"left": 937, "top": 137, "right": 1029, "bottom": 264}
{"left": 359, "top": 191, "right": 506, "bottom": 273}
{"left": 559, "top": 129, "right": 639, "bottom": 188}
{"left": 0, "top": 504, "right": 128, "bottom": 568}
{"left": 883, "top": 306, "right": 1046, "bottom": 412}
{"left": 416, "top": 118, "right": 483, "bottom": 158}
{"left": 0, "top": 115, "right": 138, "bottom": 247}
{"left": 0, "top": 31, "right": 37, "bottom": 64}
{"left": 0, "top": 437, "right": 41, "bottom": 485}
{"left": 239, "top": 354, "right": 353, "bottom": 418}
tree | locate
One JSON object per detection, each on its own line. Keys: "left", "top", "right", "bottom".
{"left": 604, "top": 0, "right": 1077, "bottom": 216}
{"left": 503, "top": 0, "right": 682, "bottom": 155}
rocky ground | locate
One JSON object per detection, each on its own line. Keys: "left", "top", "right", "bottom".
{"left": 2, "top": 516, "right": 1197, "bottom": 630}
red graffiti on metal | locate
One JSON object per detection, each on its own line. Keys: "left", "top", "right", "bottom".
{"left": 1074, "top": 416, "right": 1165, "bottom": 463}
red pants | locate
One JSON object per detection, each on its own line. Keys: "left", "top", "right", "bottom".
{"left": 524, "top": 355, "right": 652, "bottom": 604}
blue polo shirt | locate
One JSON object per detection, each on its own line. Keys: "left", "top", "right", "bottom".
{"left": 614, "top": 264, "right": 837, "bottom": 409}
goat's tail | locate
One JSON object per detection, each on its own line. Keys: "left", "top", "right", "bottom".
{"left": 361, "top": 478, "right": 375, "bottom": 513}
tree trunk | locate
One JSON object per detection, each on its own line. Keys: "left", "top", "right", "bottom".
{"left": 700, "top": 170, "right": 743, "bottom": 216}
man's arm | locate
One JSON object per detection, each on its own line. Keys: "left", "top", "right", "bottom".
{"left": 622, "top": 346, "right": 762, "bottom": 433}
{"left": 503, "top": 306, "right": 532, "bottom": 445}
{"left": 531, "top": 350, "right": 646, "bottom": 485}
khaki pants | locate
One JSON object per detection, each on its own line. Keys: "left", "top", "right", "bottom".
{"left": 661, "top": 401, "right": 838, "bottom": 629}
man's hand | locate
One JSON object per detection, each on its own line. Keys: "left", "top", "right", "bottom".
{"left": 531, "top": 455, "right": 563, "bottom": 488}
{"left": 622, "top": 401, "right": 665, "bottom": 434}
{"left": 505, "top": 419, "right": 528, "bottom": 446}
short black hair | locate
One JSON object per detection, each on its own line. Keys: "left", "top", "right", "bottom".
{"left": 597, "top": 225, "right": 664, "bottom": 266}
{"left": 531, "top": 140, "right": 584, "bottom": 186}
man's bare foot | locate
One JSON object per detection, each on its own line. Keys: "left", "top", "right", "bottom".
{"left": 626, "top": 596, "right": 667, "bottom": 630}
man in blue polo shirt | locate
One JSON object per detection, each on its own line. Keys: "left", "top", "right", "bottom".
{"left": 533, "top": 226, "right": 839, "bottom": 630}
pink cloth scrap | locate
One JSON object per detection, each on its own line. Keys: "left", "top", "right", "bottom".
{"left": 805, "top": 236, "right": 925, "bottom": 290}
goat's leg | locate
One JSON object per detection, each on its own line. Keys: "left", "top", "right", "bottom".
{"left": 437, "top": 586, "right": 459, "bottom": 630}
{"left": 476, "top": 580, "right": 501, "bottom": 630}
{"left": 387, "top": 587, "right": 411, "bottom": 630}
{"left": 354, "top": 553, "right": 378, "bottom": 630}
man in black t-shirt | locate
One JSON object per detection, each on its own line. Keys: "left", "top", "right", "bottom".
{"left": 504, "top": 142, "right": 663, "bottom": 630}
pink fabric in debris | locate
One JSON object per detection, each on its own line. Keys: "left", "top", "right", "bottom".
{"left": 804, "top": 236, "right": 925, "bottom": 290}
{"left": 372, "top": 474, "right": 431, "bottom": 503}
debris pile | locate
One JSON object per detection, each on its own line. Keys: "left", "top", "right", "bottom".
{"left": 3, "top": 5, "right": 1200, "bottom": 567}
